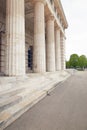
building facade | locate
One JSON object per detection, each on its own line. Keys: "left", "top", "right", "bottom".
{"left": 0, "top": 0, "right": 68, "bottom": 76}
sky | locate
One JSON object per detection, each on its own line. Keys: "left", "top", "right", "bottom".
{"left": 61, "top": 0, "right": 87, "bottom": 60}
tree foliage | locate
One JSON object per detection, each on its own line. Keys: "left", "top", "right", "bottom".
{"left": 69, "top": 54, "right": 79, "bottom": 68}
{"left": 79, "top": 55, "right": 87, "bottom": 69}
{"left": 66, "top": 54, "right": 87, "bottom": 70}
{"left": 66, "top": 61, "right": 70, "bottom": 68}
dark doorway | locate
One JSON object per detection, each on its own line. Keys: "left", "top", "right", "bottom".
{"left": 0, "top": 33, "right": 2, "bottom": 72}
{"left": 28, "top": 46, "right": 33, "bottom": 70}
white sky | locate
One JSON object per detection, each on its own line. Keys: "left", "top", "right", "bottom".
{"left": 61, "top": 0, "right": 87, "bottom": 60}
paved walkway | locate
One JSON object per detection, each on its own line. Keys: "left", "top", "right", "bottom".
{"left": 5, "top": 71, "right": 87, "bottom": 130}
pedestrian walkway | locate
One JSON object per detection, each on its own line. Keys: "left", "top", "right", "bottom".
{"left": 5, "top": 71, "right": 87, "bottom": 130}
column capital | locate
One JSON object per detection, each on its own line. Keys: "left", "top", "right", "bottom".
{"left": 60, "top": 32, "right": 66, "bottom": 39}
{"left": 46, "top": 15, "right": 55, "bottom": 22}
{"left": 54, "top": 22, "right": 60, "bottom": 30}
{"left": 55, "top": 25, "right": 60, "bottom": 30}
{"left": 34, "top": 0, "right": 46, "bottom": 5}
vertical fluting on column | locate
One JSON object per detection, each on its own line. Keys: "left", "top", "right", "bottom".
{"left": 0, "top": 33, "right": 6, "bottom": 74}
{"left": 60, "top": 33, "right": 66, "bottom": 70}
{"left": 46, "top": 16, "right": 55, "bottom": 72}
{"left": 33, "top": 0, "right": 46, "bottom": 73}
{"left": 6, "top": 0, "right": 25, "bottom": 76}
{"left": 55, "top": 27, "right": 61, "bottom": 71}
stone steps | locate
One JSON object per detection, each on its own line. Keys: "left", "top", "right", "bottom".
{"left": 0, "top": 96, "right": 22, "bottom": 113}
{"left": 0, "top": 79, "right": 59, "bottom": 130}
{"left": 0, "top": 71, "right": 70, "bottom": 130}
{"left": 0, "top": 88, "right": 25, "bottom": 98}
{"left": 0, "top": 90, "right": 46, "bottom": 130}
{"left": 0, "top": 77, "right": 54, "bottom": 114}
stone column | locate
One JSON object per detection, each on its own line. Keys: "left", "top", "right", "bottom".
{"left": 46, "top": 16, "right": 55, "bottom": 72}
{"left": 6, "top": 0, "right": 25, "bottom": 76}
{"left": 60, "top": 34, "right": 66, "bottom": 70}
{"left": 55, "top": 27, "right": 61, "bottom": 70}
{"left": 0, "top": 33, "right": 6, "bottom": 74}
{"left": 33, "top": 0, "right": 46, "bottom": 73}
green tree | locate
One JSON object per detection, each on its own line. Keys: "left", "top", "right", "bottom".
{"left": 69, "top": 54, "right": 79, "bottom": 68}
{"left": 79, "top": 55, "right": 87, "bottom": 70}
{"left": 66, "top": 61, "right": 70, "bottom": 68}
{"left": 86, "top": 58, "right": 87, "bottom": 68}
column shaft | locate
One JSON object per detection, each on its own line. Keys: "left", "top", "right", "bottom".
{"left": 33, "top": 1, "right": 46, "bottom": 73}
{"left": 46, "top": 18, "right": 55, "bottom": 72}
{"left": 60, "top": 34, "right": 66, "bottom": 70}
{"left": 55, "top": 28, "right": 61, "bottom": 70}
{"left": 6, "top": 0, "right": 25, "bottom": 76}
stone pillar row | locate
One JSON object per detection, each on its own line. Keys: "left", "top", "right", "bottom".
{"left": 5, "top": 0, "right": 65, "bottom": 76}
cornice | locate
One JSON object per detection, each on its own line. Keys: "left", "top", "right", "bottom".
{"left": 54, "top": 0, "right": 68, "bottom": 28}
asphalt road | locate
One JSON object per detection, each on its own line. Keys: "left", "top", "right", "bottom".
{"left": 5, "top": 71, "right": 87, "bottom": 130}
